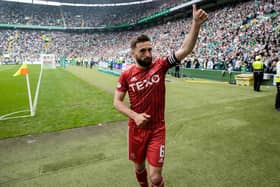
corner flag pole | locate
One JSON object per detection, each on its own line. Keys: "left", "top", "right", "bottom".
{"left": 0, "top": 63, "right": 34, "bottom": 121}
{"left": 13, "top": 63, "right": 34, "bottom": 116}
{"left": 25, "top": 73, "right": 34, "bottom": 116}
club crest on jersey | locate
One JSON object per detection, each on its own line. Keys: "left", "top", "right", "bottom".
{"left": 129, "top": 74, "right": 160, "bottom": 92}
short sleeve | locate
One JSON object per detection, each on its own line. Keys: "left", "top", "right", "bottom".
{"left": 116, "top": 71, "right": 128, "bottom": 92}
{"left": 157, "top": 53, "right": 181, "bottom": 73}
{"left": 166, "top": 53, "right": 181, "bottom": 67}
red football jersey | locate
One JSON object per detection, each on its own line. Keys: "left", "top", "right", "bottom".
{"left": 116, "top": 56, "right": 176, "bottom": 129}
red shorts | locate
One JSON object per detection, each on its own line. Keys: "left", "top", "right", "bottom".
{"left": 128, "top": 125, "right": 166, "bottom": 167}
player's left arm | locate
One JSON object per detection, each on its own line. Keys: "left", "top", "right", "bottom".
{"left": 174, "top": 4, "right": 208, "bottom": 62}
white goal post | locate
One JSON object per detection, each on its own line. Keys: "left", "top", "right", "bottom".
{"left": 40, "top": 54, "right": 56, "bottom": 69}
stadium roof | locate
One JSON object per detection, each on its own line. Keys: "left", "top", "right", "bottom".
{"left": 0, "top": 0, "right": 160, "bottom": 6}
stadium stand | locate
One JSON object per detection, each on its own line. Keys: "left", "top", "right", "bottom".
{"left": 0, "top": 0, "right": 279, "bottom": 74}
{"left": 0, "top": 0, "right": 186, "bottom": 27}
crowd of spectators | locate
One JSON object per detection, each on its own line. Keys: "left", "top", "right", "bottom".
{"left": 0, "top": 0, "right": 279, "bottom": 73}
{"left": 0, "top": 0, "right": 187, "bottom": 27}
{"left": 197, "top": 0, "right": 280, "bottom": 73}
{"left": 0, "top": 2, "right": 63, "bottom": 26}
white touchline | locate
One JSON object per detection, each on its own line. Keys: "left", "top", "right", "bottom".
{"left": 32, "top": 62, "right": 44, "bottom": 116}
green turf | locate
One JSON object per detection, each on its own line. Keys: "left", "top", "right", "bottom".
{"left": 0, "top": 65, "right": 126, "bottom": 138}
{"left": 0, "top": 65, "right": 279, "bottom": 187}
{"left": 0, "top": 65, "right": 39, "bottom": 115}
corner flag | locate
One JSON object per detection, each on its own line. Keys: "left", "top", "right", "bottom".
{"left": 13, "top": 63, "right": 28, "bottom": 76}
{"left": 13, "top": 64, "right": 34, "bottom": 116}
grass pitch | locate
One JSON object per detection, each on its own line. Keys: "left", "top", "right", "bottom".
{"left": 0, "top": 65, "right": 279, "bottom": 187}
{"left": 0, "top": 65, "right": 125, "bottom": 138}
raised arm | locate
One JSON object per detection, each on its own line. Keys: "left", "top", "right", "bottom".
{"left": 175, "top": 4, "right": 208, "bottom": 61}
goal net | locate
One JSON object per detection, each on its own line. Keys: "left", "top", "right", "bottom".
{"left": 40, "top": 54, "right": 56, "bottom": 69}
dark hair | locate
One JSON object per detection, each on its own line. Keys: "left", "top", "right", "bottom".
{"left": 130, "top": 34, "right": 151, "bottom": 49}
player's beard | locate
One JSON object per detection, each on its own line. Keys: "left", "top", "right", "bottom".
{"left": 136, "top": 56, "right": 152, "bottom": 68}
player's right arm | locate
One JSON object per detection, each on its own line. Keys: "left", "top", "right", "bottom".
{"left": 114, "top": 90, "right": 150, "bottom": 127}
{"left": 114, "top": 90, "right": 137, "bottom": 120}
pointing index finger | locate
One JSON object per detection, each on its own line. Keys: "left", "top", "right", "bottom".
{"left": 192, "top": 4, "right": 197, "bottom": 12}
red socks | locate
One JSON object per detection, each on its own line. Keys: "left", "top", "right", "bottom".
{"left": 151, "top": 177, "right": 164, "bottom": 187}
{"left": 136, "top": 168, "right": 164, "bottom": 187}
{"left": 135, "top": 168, "right": 148, "bottom": 187}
